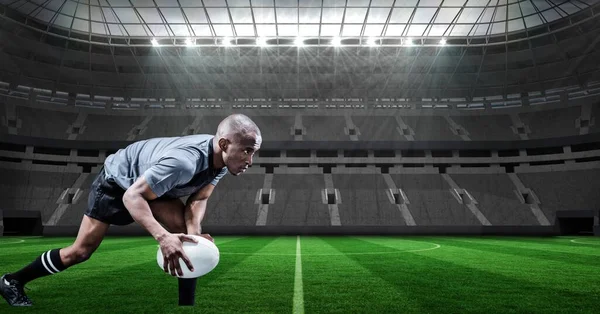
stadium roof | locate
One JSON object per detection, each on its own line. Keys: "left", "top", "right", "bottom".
{"left": 0, "top": 0, "right": 599, "bottom": 101}
{"left": 1, "top": 0, "right": 598, "bottom": 46}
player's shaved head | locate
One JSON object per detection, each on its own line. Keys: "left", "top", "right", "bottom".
{"left": 214, "top": 114, "right": 262, "bottom": 175}
{"left": 216, "top": 114, "right": 261, "bottom": 142}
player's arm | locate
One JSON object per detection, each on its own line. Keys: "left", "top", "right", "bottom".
{"left": 124, "top": 177, "right": 196, "bottom": 276}
{"left": 123, "top": 150, "right": 196, "bottom": 240}
{"left": 122, "top": 176, "right": 168, "bottom": 240}
{"left": 122, "top": 152, "right": 199, "bottom": 277}
{"left": 184, "top": 183, "right": 216, "bottom": 236}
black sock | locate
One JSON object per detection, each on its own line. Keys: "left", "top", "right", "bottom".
{"left": 6, "top": 249, "right": 68, "bottom": 284}
{"left": 178, "top": 278, "right": 197, "bottom": 306}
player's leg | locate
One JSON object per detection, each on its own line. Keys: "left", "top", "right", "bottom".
{"left": 150, "top": 198, "right": 188, "bottom": 235}
{"left": 149, "top": 198, "right": 197, "bottom": 306}
{"left": 59, "top": 215, "right": 110, "bottom": 266}
{"left": 1, "top": 167, "right": 118, "bottom": 307}
{"left": 0, "top": 215, "right": 109, "bottom": 307}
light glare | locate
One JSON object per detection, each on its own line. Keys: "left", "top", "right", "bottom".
{"left": 367, "top": 37, "right": 378, "bottom": 46}
{"left": 331, "top": 37, "right": 341, "bottom": 46}
{"left": 256, "top": 37, "right": 267, "bottom": 46}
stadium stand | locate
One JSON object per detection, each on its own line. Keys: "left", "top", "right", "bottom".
{"left": 390, "top": 174, "right": 482, "bottom": 225}
{"left": 333, "top": 174, "right": 407, "bottom": 225}
{"left": 519, "top": 106, "right": 582, "bottom": 139}
{"left": 0, "top": 167, "right": 79, "bottom": 223}
{"left": 518, "top": 169, "right": 600, "bottom": 223}
{"left": 266, "top": 174, "right": 330, "bottom": 226}
{"left": 2, "top": 100, "right": 600, "bottom": 142}
{"left": 401, "top": 116, "right": 463, "bottom": 141}
{"left": 78, "top": 114, "right": 144, "bottom": 141}
{"left": 203, "top": 174, "right": 265, "bottom": 226}
{"left": 190, "top": 115, "right": 228, "bottom": 134}
{"left": 303, "top": 116, "right": 347, "bottom": 141}
{"left": 351, "top": 116, "right": 406, "bottom": 141}
{"left": 450, "top": 174, "right": 539, "bottom": 225}
{"left": 141, "top": 115, "right": 196, "bottom": 138}
{"left": 590, "top": 102, "right": 600, "bottom": 134}
{"left": 57, "top": 174, "right": 96, "bottom": 225}
{"left": 0, "top": 101, "right": 8, "bottom": 136}
{"left": 450, "top": 114, "right": 518, "bottom": 141}
{"left": 249, "top": 115, "right": 295, "bottom": 141}
{"left": 14, "top": 106, "right": 76, "bottom": 139}
{"left": 0, "top": 159, "right": 598, "bottom": 229}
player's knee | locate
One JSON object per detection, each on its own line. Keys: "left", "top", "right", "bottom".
{"left": 69, "top": 245, "right": 96, "bottom": 264}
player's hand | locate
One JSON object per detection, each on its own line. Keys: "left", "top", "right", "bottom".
{"left": 158, "top": 233, "right": 198, "bottom": 277}
{"left": 198, "top": 233, "right": 214, "bottom": 243}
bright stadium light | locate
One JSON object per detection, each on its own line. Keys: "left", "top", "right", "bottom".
{"left": 367, "top": 37, "right": 378, "bottom": 46}
{"left": 439, "top": 38, "right": 447, "bottom": 45}
{"left": 331, "top": 37, "right": 342, "bottom": 47}
{"left": 185, "top": 38, "right": 195, "bottom": 46}
{"left": 151, "top": 38, "right": 159, "bottom": 46}
{"left": 256, "top": 37, "right": 268, "bottom": 47}
{"left": 295, "top": 37, "right": 304, "bottom": 47}
{"left": 404, "top": 37, "right": 414, "bottom": 46}
{"left": 222, "top": 37, "right": 233, "bottom": 46}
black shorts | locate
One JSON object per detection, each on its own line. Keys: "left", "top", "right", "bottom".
{"left": 85, "top": 167, "right": 135, "bottom": 226}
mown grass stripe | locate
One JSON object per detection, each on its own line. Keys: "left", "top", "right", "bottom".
{"left": 323, "top": 236, "right": 598, "bottom": 313}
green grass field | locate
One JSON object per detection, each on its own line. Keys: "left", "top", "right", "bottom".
{"left": 1, "top": 235, "right": 600, "bottom": 313}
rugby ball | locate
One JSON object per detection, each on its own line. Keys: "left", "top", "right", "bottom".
{"left": 157, "top": 235, "right": 220, "bottom": 278}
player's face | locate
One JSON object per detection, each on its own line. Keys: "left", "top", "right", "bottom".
{"left": 223, "top": 133, "right": 261, "bottom": 176}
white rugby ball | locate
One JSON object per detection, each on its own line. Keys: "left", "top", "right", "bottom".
{"left": 157, "top": 235, "right": 220, "bottom": 278}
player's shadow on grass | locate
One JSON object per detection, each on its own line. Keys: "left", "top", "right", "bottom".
{"left": 321, "top": 237, "right": 596, "bottom": 313}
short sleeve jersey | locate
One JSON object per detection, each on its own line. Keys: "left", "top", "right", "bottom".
{"left": 103, "top": 134, "right": 227, "bottom": 198}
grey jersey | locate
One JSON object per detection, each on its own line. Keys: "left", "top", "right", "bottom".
{"left": 103, "top": 134, "right": 227, "bottom": 198}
